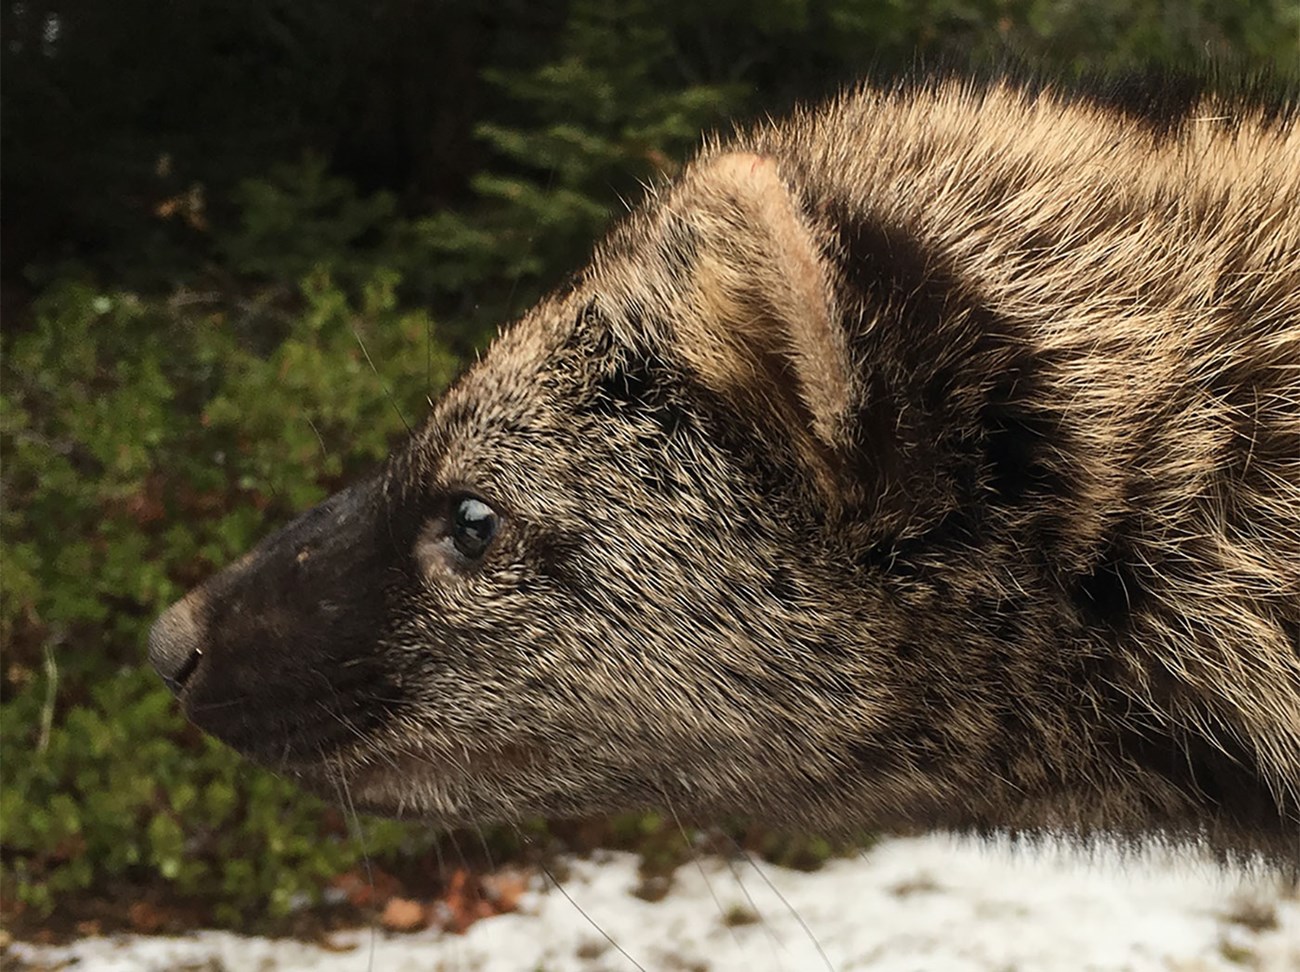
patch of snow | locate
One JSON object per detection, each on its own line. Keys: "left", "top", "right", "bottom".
{"left": 10, "top": 835, "right": 1299, "bottom": 971}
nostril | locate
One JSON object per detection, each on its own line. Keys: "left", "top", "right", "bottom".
{"left": 170, "top": 644, "right": 203, "bottom": 690}
{"left": 148, "top": 597, "right": 207, "bottom": 695}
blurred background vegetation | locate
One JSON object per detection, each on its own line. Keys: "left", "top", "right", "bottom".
{"left": 2, "top": 0, "right": 1297, "bottom": 934}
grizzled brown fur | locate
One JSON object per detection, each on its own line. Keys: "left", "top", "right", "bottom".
{"left": 150, "top": 77, "right": 1300, "bottom": 864}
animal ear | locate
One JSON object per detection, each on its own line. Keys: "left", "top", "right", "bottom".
{"left": 664, "top": 152, "right": 854, "bottom": 476}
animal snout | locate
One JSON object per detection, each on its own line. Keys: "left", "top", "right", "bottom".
{"left": 148, "top": 594, "right": 207, "bottom": 695}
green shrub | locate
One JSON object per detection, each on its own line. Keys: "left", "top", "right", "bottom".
{"left": 1, "top": 273, "right": 455, "bottom": 922}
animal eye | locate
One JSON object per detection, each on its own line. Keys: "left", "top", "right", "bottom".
{"left": 451, "top": 496, "right": 499, "bottom": 560}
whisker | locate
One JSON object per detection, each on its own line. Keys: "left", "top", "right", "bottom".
{"left": 186, "top": 695, "right": 266, "bottom": 714}
{"left": 472, "top": 819, "right": 497, "bottom": 873}
{"left": 445, "top": 824, "right": 472, "bottom": 878}
{"left": 311, "top": 696, "right": 402, "bottom": 773}
{"left": 352, "top": 324, "right": 411, "bottom": 434}
{"left": 715, "top": 835, "right": 792, "bottom": 967}
{"left": 328, "top": 751, "right": 379, "bottom": 972}
{"left": 516, "top": 825, "right": 649, "bottom": 972}
{"left": 429, "top": 831, "right": 467, "bottom": 969}
{"left": 664, "top": 797, "right": 751, "bottom": 960}
{"left": 721, "top": 831, "right": 835, "bottom": 971}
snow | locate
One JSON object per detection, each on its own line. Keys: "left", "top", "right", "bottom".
{"left": 10, "top": 835, "right": 1299, "bottom": 971}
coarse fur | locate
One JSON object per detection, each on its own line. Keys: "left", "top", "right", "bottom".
{"left": 150, "top": 76, "right": 1300, "bottom": 866}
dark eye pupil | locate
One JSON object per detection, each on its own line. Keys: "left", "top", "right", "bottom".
{"left": 452, "top": 497, "right": 498, "bottom": 559}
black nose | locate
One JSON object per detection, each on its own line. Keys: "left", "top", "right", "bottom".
{"left": 148, "top": 597, "right": 206, "bottom": 694}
